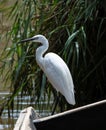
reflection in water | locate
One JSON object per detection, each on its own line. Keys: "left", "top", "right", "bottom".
{"left": 0, "top": 92, "right": 21, "bottom": 130}
{"left": 0, "top": 92, "right": 53, "bottom": 130}
{"left": 0, "top": 117, "right": 15, "bottom": 130}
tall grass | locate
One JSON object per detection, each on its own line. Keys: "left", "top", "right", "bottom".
{"left": 0, "top": 0, "right": 106, "bottom": 115}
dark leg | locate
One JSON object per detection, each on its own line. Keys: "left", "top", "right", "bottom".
{"left": 51, "top": 92, "right": 59, "bottom": 115}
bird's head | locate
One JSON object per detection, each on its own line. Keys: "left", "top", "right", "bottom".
{"left": 18, "top": 35, "right": 48, "bottom": 44}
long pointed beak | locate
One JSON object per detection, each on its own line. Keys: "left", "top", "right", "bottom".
{"left": 18, "top": 37, "right": 38, "bottom": 44}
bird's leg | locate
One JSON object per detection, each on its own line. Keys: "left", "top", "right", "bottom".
{"left": 51, "top": 92, "right": 60, "bottom": 115}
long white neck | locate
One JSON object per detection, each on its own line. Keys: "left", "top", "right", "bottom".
{"left": 35, "top": 39, "right": 49, "bottom": 70}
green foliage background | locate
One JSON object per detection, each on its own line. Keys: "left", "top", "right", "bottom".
{"left": 0, "top": 0, "right": 106, "bottom": 115}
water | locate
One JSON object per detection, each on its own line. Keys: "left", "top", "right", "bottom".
{"left": 0, "top": 92, "right": 53, "bottom": 130}
{"left": 0, "top": 92, "right": 15, "bottom": 130}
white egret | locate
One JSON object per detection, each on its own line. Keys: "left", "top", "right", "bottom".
{"left": 19, "top": 35, "right": 75, "bottom": 105}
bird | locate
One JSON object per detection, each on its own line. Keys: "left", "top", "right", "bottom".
{"left": 19, "top": 34, "right": 75, "bottom": 106}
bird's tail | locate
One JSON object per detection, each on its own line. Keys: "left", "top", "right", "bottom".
{"left": 65, "top": 91, "right": 75, "bottom": 105}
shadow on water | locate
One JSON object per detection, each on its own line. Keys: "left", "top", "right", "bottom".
{"left": 0, "top": 92, "right": 53, "bottom": 130}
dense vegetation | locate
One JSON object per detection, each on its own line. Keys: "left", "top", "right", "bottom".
{"left": 0, "top": 0, "right": 106, "bottom": 115}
